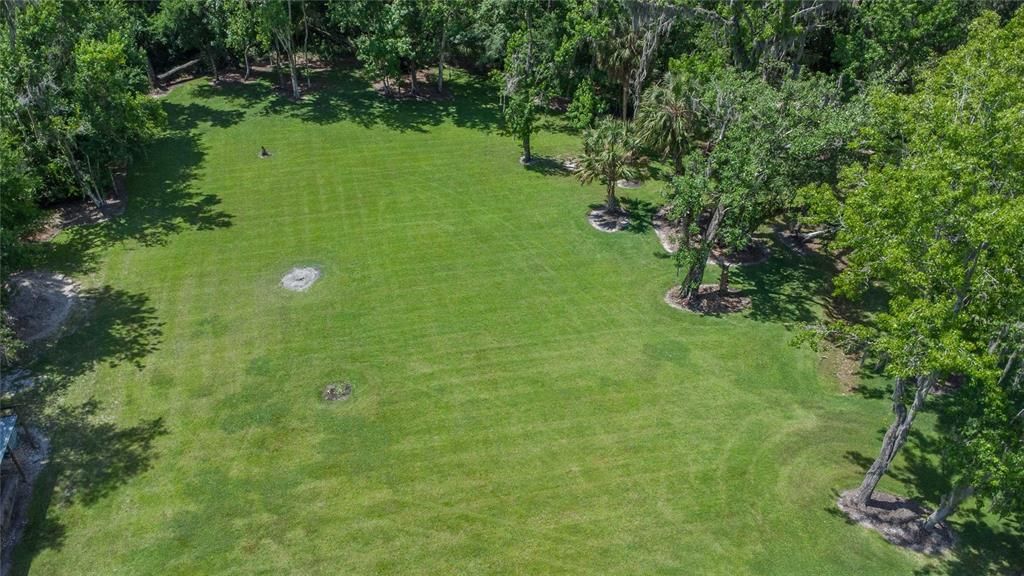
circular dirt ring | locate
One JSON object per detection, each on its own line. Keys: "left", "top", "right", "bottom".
{"left": 281, "top": 267, "right": 320, "bottom": 292}
{"left": 616, "top": 179, "right": 643, "bottom": 189}
{"left": 664, "top": 284, "right": 751, "bottom": 315}
{"left": 4, "top": 271, "right": 79, "bottom": 343}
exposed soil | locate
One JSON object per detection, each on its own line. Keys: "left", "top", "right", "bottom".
{"left": 0, "top": 427, "right": 51, "bottom": 575}
{"left": 712, "top": 241, "right": 770, "bottom": 266}
{"left": 372, "top": 69, "right": 453, "bottom": 102}
{"left": 652, "top": 206, "right": 682, "bottom": 253}
{"left": 587, "top": 209, "right": 629, "bottom": 233}
{"left": 616, "top": 179, "right": 643, "bottom": 189}
{"left": 664, "top": 284, "right": 751, "bottom": 315}
{"left": 27, "top": 198, "right": 118, "bottom": 243}
{"left": 837, "top": 490, "right": 956, "bottom": 555}
{"left": 561, "top": 158, "right": 579, "bottom": 172}
{"left": 820, "top": 344, "right": 863, "bottom": 394}
{"left": 281, "top": 267, "right": 320, "bottom": 292}
{"left": 3, "top": 271, "right": 79, "bottom": 343}
{"left": 322, "top": 382, "right": 352, "bottom": 402}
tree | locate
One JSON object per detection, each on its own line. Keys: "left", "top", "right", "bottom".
{"left": 153, "top": 0, "right": 228, "bottom": 82}
{"left": 832, "top": 11, "right": 1024, "bottom": 509}
{"left": 923, "top": 329, "right": 1024, "bottom": 530}
{"left": 575, "top": 118, "right": 642, "bottom": 216}
{"left": 225, "top": 0, "right": 267, "bottom": 81}
{"left": 259, "top": 0, "right": 302, "bottom": 99}
{"left": 669, "top": 69, "right": 852, "bottom": 301}
{"left": 635, "top": 71, "right": 696, "bottom": 176}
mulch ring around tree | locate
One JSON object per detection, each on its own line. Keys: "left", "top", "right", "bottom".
{"left": 652, "top": 205, "right": 682, "bottom": 253}
{"left": 588, "top": 209, "right": 629, "bottom": 233}
{"left": 322, "top": 382, "right": 352, "bottom": 402}
{"left": 711, "top": 240, "right": 770, "bottom": 266}
{"left": 836, "top": 490, "right": 956, "bottom": 555}
{"left": 664, "top": 284, "right": 751, "bottom": 315}
{"left": 3, "top": 271, "right": 80, "bottom": 343}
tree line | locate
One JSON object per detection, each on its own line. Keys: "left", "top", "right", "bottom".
{"left": 1, "top": 0, "right": 1021, "bottom": 539}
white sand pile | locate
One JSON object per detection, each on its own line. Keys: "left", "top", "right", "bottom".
{"left": 4, "top": 271, "right": 79, "bottom": 343}
{"left": 281, "top": 267, "right": 320, "bottom": 292}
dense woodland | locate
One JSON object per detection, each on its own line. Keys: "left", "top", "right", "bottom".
{"left": 1, "top": 0, "right": 1022, "bottom": 549}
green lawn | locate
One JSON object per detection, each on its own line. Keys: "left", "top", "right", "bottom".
{"left": 12, "top": 70, "right": 1019, "bottom": 575}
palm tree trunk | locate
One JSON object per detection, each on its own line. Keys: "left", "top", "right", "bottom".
{"left": 621, "top": 82, "right": 628, "bottom": 122}
{"left": 605, "top": 182, "right": 620, "bottom": 214}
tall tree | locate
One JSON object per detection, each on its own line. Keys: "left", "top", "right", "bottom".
{"left": 670, "top": 70, "right": 851, "bottom": 301}
{"left": 832, "top": 11, "right": 1024, "bottom": 507}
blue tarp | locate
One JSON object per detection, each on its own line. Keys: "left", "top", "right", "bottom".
{"left": 0, "top": 415, "right": 17, "bottom": 457}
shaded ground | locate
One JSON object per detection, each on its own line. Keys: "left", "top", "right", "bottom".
{"left": 664, "top": 284, "right": 751, "bottom": 315}
{"left": 837, "top": 490, "right": 956, "bottom": 555}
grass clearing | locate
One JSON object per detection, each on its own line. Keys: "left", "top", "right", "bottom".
{"left": 11, "top": 70, "right": 1019, "bottom": 575}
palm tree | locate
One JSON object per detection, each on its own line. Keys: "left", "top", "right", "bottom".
{"left": 576, "top": 118, "right": 642, "bottom": 215}
{"left": 636, "top": 72, "right": 695, "bottom": 176}
{"left": 597, "top": 30, "right": 641, "bottom": 122}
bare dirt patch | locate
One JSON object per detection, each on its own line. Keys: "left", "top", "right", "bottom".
{"left": 712, "top": 241, "right": 770, "bottom": 266}
{"left": 372, "top": 69, "right": 453, "bottom": 102}
{"left": 27, "top": 199, "right": 117, "bottom": 243}
{"left": 561, "top": 158, "right": 579, "bottom": 172}
{"left": 837, "top": 490, "right": 956, "bottom": 555}
{"left": 281, "top": 267, "right": 320, "bottom": 292}
{"left": 616, "top": 179, "right": 643, "bottom": 189}
{"left": 588, "top": 209, "right": 629, "bottom": 233}
{"left": 652, "top": 206, "right": 682, "bottom": 253}
{"left": 322, "top": 382, "right": 352, "bottom": 402}
{"left": 664, "top": 284, "right": 751, "bottom": 315}
{"left": 4, "top": 271, "right": 79, "bottom": 343}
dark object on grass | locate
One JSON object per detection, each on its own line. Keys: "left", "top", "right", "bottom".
{"left": 260, "top": 146, "right": 271, "bottom": 158}
{"left": 322, "top": 383, "right": 352, "bottom": 402}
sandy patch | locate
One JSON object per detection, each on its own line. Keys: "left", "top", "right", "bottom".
{"left": 281, "top": 267, "right": 320, "bottom": 292}
{"left": 4, "top": 271, "right": 79, "bottom": 343}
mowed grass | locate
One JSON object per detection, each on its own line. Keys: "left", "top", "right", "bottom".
{"left": 13, "top": 70, "right": 1016, "bottom": 575}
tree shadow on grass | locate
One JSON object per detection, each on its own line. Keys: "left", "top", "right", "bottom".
{"left": 843, "top": 431, "right": 1024, "bottom": 575}
{"left": 196, "top": 68, "right": 502, "bottom": 134}
{"left": 522, "top": 156, "right": 570, "bottom": 177}
{"left": 733, "top": 234, "right": 835, "bottom": 325}
{"left": 620, "top": 197, "right": 658, "bottom": 234}
{"left": 37, "top": 132, "right": 232, "bottom": 276}
{"left": 7, "top": 375, "right": 167, "bottom": 576}
{"left": 4, "top": 282, "right": 166, "bottom": 574}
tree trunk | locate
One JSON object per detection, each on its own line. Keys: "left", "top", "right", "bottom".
{"left": 621, "top": 82, "right": 629, "bottom": 122}
{"left": 145, "top": 53, "right": 160, "bottom": 90}
{"left": 679, "top": 199, "right": 725, "bottom": 300}
{"left": 522, "top": 132, "right": 531, "bottom": 164}
{"left": 302, "top": 0, "right": 311, "bottom": 88}
{"left": 605, "top": 182, "right": 620, "bottom": 214}
{"left": 437, "top": 25, "right": 447, "bottom": 93}
{"left": 286, "top": 48, "right": 300, "bottom": 99}
{"left": 853, "top": 374, "right": 934, "bottom": 505}
{"left": 243, "top": 48, "right": 251, "bottom": 81}
{"left": 409, "top": 63, "right": 417, "bottom": 94}
{"left": 922, "top": 485, "right": 973, "bottom": 531}
{"left": 718, "top": 262, "right": 731, "bottom": 294}
{"left": 207, "top": 50, "right": 219, "bottom": 82}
